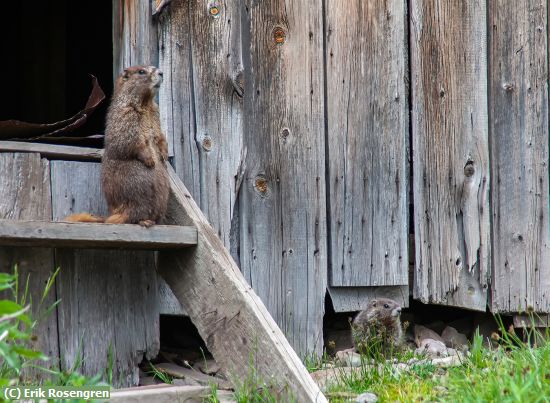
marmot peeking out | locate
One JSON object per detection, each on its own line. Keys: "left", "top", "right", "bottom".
{"left": 66, "top": 65, "right": 170, "bottom": 227}
{"left": 351, "top": 298, "right": 403, "bottom": 355}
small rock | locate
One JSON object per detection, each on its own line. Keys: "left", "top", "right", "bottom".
{"left": 414, "top": 325, "right": 444, "bottom": 348}
{"left": 442, "top": 326, "right": 469, "bottom": 351}
{"left": 431, "top": 354, "right": 464, "bottom": 368}
{"left": 415, "top": 339, "right": 453, "bottom": 358}
{"left": 356, "top": 392, "right": 378, "bottom": 403}
{"left": 335, "top": 349, "right": 362, "bottom": 367}
{"left": 194, "top": 358, "right": 221, "bottom": 376}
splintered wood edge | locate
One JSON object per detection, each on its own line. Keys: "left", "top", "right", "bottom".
{"left": 0, "top": 219, "right": 197, "bottom": 249}
{"left": 0, "top": 141, "right": 103, "bottom": 161}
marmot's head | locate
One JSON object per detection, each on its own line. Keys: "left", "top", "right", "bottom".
{"left": 114, "top": 65, "right": 163, "bottom": 101}
{"left": 354, "top": 298, "right": 402, "bottom": 324}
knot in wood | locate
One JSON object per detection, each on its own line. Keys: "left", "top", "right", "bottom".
{"left": 208, "top": 3, "right": 220, "bottom": 17}
{"left": 464, "top": 161, "right": 475, "bottom": 177}
{"left": 272, "top": 27, "right": 286, "bottom": 45}
{"left": 202, "top": 136, "right": 213, "bottom": 151}
{"left": 254, "top": 176, "right": 268, "bottom": 194}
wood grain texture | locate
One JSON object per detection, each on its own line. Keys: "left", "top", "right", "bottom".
{"left": 51, "top": 161, "right": 159, "bottom": 387}
{"left": 489, "top": 0, "right": 550, "bottom": 313}
{"left": 329, "top": 286, "right": 409, "bottom": 313}
{"left": 158, "top": 0, "right": 244, "bottom": 248}
{"left": 410, "top": 0, "right": 490, "bottom": 310}
{"left": 0, "top": 153, "right": 59, "bottom": 376}
{"left": 0, "top": 220, "right": 197, "bottom": 249}
{"left": 0, "top": 141, "right": 103, "bottom": 161}
{"left": 325, "top": 0, "right": 408, "bottom": 287}
{"left": 240, "top": 0, "right": 327, "bottom": 357}
{"left": 112, "top": 0, "right": 158, "bottom": 78}
{"left": 158, "top": 167, "right": 327, "bottom": 403}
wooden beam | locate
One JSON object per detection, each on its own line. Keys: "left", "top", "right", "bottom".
{"left": 158, "top": 167, "right": 327, "bottom": 403}
{"left": 110, "top": 385, "right": 209, "bottom": 403}
{"left": 0, "top": 141, "right": 102, "bottom": 161}
{"left": 0, "top": 220, "right": 197, "bottom": 249}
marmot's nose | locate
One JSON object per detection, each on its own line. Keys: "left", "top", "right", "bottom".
{"left": 396, "top": 308, "right": 402, "bottom": 314}
{"left": 157, "top": 69, "right": 164, "bottom": 77}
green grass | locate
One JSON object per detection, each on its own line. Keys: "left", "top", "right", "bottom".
{"left": 323, "top": 316, "right": 550, "bottom": 402}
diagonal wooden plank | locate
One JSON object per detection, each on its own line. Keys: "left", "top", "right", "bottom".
{"left": 411, "top": 0, "right": 490, "bottom": 310}
{"left": 0, "top": 220, "right": 197, "bottom": 249}
{"left": 158, "top": 166, "right": 327, "bottom": 403}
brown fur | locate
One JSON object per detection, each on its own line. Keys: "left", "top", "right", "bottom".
{"left": 352, "top": 298, "right": 403, "bottom": 352}
{"left": 66, "top": 65, "right": 170, "bottom": 226}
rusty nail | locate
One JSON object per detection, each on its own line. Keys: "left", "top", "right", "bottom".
{"left": 273, "top": 27, "right": 286, "bottom": 45}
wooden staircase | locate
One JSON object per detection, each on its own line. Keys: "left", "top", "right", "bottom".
{"left": 0, "top": 142, "right": 327, "bottom": 402}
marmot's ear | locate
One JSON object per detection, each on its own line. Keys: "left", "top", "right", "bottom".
{"left": 371, "top": 299, "right": 377, "bottom": 307}
{"left": 122, "top": 69, "right": 129, "bottom": 80}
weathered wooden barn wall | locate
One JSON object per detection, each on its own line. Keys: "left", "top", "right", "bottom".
{"left": 145, "top": 0, "right": 550, "bottom": 355}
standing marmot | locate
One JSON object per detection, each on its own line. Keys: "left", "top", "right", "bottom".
{"left": 67, "top": 65, "right": 170, "bottom": 227}
{"left": 351, "top": 298, "right": 403, "bottom": 355}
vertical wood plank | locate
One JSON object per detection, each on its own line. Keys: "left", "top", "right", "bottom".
{"left": 489, "top": 0, "right": 550, "bottom": 313}
{"left": 158, "top": 0, "right": 244, "bottom": 248}
{"left": 51, "top": 161, "right": 159, "bottom": 387}
{"left": 112, "top": 0, "right": 158, "bottom": 77}
{"left": 411, "top": 0, "right": 490, "bottom": 310}
{"left": 325, "top": 0, "right": 408, "bottom": 287}
{"left": 240, "top": 0, "right": 327, "bottom": 356}
{"left": 0, "top": 153, "right": 59, "bottom": 375}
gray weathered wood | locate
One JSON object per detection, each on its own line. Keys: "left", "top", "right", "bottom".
{"left": 329, "top": 286, "right": 409, "bottom": 313}
{"left": 489, "top": 0, "right": 550, "bottom": 313}
{"left": 158, "top": 0, "right": 244, "bottom": 248}
{"left": 0, "top": 220, "right": 197, "bottom": 249}
{"left": 411, "top": 0, "right": 490, "bottom": 310}
{"left": 110, "top": 385, "right": 208, "bottom": 403}
{"left": 158, "top": 167, "right": 327, "bottom": 403}
{"left": 0, "top": 153, "right": 59, "bottom": 375}
{"left": 325, "top": 0, "right": 408, "bottom": 287}
{"left": 157, "top": 0, "right": 196, "bottom": 184}
{"left": 51, "top": 161, "right": 159, "bottom": 387}
{"left": 240, "top": 0, "right": 327, "bottom": 357}
{"left": 112, "top": 0, "right": 158, "bottom": 78}
{"left": 0, "top": 141, "right": 103, "bottom": 161}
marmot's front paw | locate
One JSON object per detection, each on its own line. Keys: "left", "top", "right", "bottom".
{"left": 139, "top": 219, "right": 155, "bottom": 227}
{"left": 143, "top": 157, "right": 155, "bottom": 168}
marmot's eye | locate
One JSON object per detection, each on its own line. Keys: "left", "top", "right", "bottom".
{"left": 384, "top": 304, "right": 389, "bottom": 309}
{"left": 138, "top": 69, "right": 146, "bottom": 75}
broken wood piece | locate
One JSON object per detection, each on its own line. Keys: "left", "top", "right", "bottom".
{"left": 158, "top": 166, "right": 327, "bottom": 403}
{"left": 153, "top": 362, "right": 230, "bottom": 389}
{"left": 0, "top": 219, "right": 197, "bottom": 249}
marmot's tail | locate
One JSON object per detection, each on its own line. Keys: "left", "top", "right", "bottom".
{"left": 64, "top": 213, "right": 105, "bottom": 223}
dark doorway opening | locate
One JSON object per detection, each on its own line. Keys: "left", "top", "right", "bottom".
{"left": 0, "top": 1, "right": 113, "bottom": 137}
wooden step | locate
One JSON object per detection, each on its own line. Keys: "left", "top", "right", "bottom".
{"left": 0, "top": 219, "right": 197, "bottom": 249}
